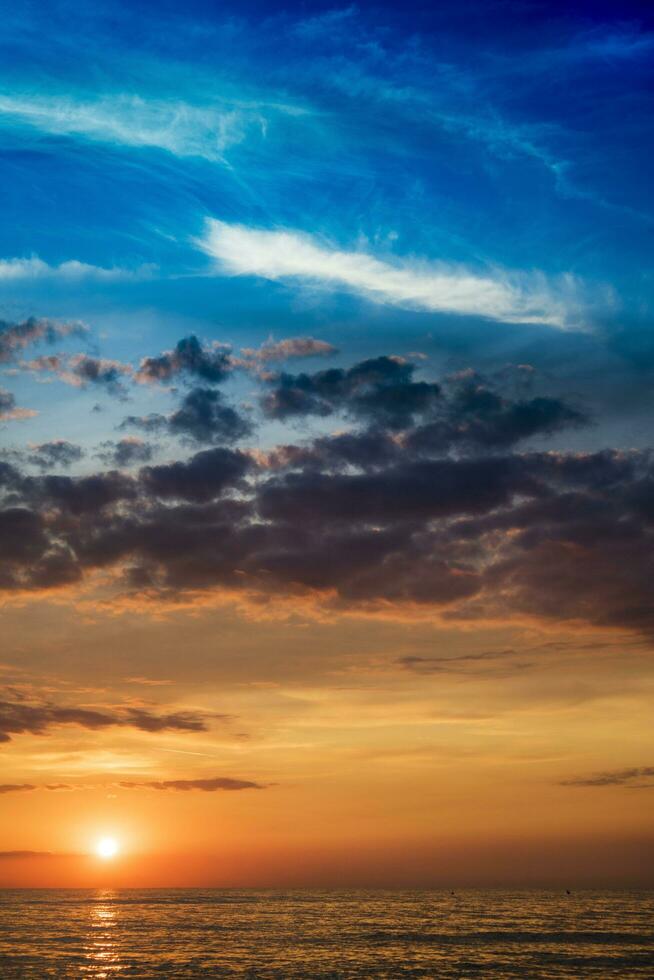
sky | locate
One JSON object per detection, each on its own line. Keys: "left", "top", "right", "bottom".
{"left": 0, "top": 0, "right": 653, "bottom": 888}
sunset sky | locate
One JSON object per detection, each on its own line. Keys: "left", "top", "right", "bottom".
{"left": 0, "top": 0, "right": 653, "bottom": 888}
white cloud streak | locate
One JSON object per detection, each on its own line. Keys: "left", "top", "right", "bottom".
{"left": 0, "top": 257, "right": 154, "bottom": 282}
{"left": 200, "top": 219, "right": 584, "bottom": 328}
{"left": 0, "top": 93, "right": 270, "bottom": 161}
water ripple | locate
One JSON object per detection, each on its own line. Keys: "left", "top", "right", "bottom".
{"left": 0, "top": 889, "right": 652, "bottom": 978}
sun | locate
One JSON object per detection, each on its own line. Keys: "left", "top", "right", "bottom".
{"left": 96, "top": 836, "right": 120, "bottom": 860}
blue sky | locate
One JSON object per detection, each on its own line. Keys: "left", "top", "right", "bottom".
{"left": 0, "top": 0, "right": 653, "bottom": 448}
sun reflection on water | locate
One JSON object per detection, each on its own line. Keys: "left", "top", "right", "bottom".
{"left": 82, "top": 890, "right": 123, "bottom": 978}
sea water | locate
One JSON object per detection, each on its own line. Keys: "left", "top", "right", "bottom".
{"left": 0, "top": 888, "right": 652, "bottom": 978}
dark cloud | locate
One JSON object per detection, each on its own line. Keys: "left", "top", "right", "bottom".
{"left": 97, "top": 438, "right": 154, "bottom": 467}
{"left": 0, "top": 317, "right": 86, "bottom": 363}
{"left": 4, "top": 442, "right": 654, "bottom": 631}
{"left": 135, "top": 334, "right": 338, "bottom": 389}
{"left": 0, "top": 389, "right": 17, "bottom": 417}
{"left": 262, "top": 358, "right": 586, "bottom": 446}
{"left": 118, "top": 776, "right": 264, "bottom": 791}
{"left": 121, "top": 388, "right": 251, "bottom": 445}
{"left": 66, "top": 354, "right": 131, "bottom": 396}
{"left": 258, "top": 429, "right": 400, "bottom": 472}
{"left": 38, "top": 471, "right": 136, "bottom": 515}
{"left": 0, "top": 445, "right": 252, "bottom": 592}
{"left": 140, "top": 446, "right": 252, "bottom": 502}
{"left": 121, "top": 709, "right": 207, "bottom": 733}
{"left": 397, "top": 650, "right": 522, "bottom": 673}
{"left": 0, "top": 388, "right": 36, "bottom": 422}
{"left": 405, "top": 371, "right": 587, "bottom": 453}
{"left": 0, "top": 509, "right": 55, "bottom": 589}
{"left": 168, "top": 387, "right": 252, "bottom": 444}
{"left": 263, "top": 355, "right": 434, "bottom": 429}
{"left": 2, "top": 349, "right": 653, "bottom": 634}
{"left": 3, "top": 784, "right": 74, "bottom": 793}
{"left": 28, "top": 441, "right": 84, "bottom": 470}
{"left": 0, "top": 698, "right": 208, "bottom": 744}
{"left": 119, "top": 413, "right": 167, "bottom": 433}
{"left": 561, "top": 767, "right": 654, "bottom": 788}
{"left": 0, "top": 851, "right": 59, "bottom": 859}
{"left": 136, "top": 335, "right": 231, "bottom": 385}
{"left": 257, "top": 456, "right": 524, "bottom": 525}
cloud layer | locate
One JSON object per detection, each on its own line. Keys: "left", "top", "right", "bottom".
{"left": 1, "top": 343, "right": 652, "bottom": 636}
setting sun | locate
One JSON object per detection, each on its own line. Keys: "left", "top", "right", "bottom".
{"left": 96, "top": 837, "right": 120, "bottom": 860}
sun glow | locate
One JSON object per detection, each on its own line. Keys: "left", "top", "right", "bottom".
{"left": 96, "top": 837, "right": 120, "bottom": 860}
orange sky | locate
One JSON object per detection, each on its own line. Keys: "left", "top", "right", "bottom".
{"left": 1, "top": 595, "right": 653, "bottom": 888}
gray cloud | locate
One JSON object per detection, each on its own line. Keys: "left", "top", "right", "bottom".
{"left": 118, "top": 776, "right": 265, "bottom": 791}
{"left": 0, "top": 317, "right": 86, "bottom": 363}
{"left": 0, "top": 698, "right": 208, "bottom": 744}
{"left": 66, "top": 354, "right": 132, "bottom": 395}
{"left": 97, "top": 437, "right": 155, "bottom": 467}
{"left": 168, "top": 388, "right": 252, "bottom": 444}
{"left": 561, "top": 767, "right": 654, "bottom": 788}
{"left": 140, "top": 446, "right": 252, "bottom": 502}
{"left": 136, "top": 335, "right": 232, "bottom": 385}
{"left": 28, "top": 441, "right": 84, "bottom": 470}
{"left": 397, "top": 650, "right": 523, "bottom": 673}
{"left": 263, "top": 358, "right": 586, "bottom": 443}
{"left": 262, "top": 355, "right": 434, "bottom": 429}
{"left": 135, "top": 334, "right": 337, "bottom": 386}
{"left": 122, "top": 388, "right": 252, "bottom": 445}
{"left": 23, "top": 353, "right": 132, "bottom": 397}
{"left": 0, "top": 388, "right": 36, "bottom": 422}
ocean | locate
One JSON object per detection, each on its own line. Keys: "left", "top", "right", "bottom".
{"left": 0, "top": 889, "right": 652, "bottom": 978}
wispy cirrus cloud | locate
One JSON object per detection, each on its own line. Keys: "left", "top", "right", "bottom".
{"left": 200, "top": 220, "right": 584, "bottom": 328}
{"left": 0, "top": 257, "right": 154, "bottom": 282}
{"left": 0, "top": 92, "right": 278, "bottom": 161}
